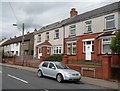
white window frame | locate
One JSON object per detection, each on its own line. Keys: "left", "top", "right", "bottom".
{"left": 102, "top": 38, "right": 111, "bottom": 54}
{"left": 53, "top": 46, "right": 62, "bottom": 54}
{"left": 83, "top": 40, "right": 94, "bottom": 53}
{"left": 72, "top": 43, "right": 76, "bottom": 55}
{"left": 67, "top": 44, "right": 71, "bottom": 55}
{"left": 105, "top": 15, "right": 115, "bottom": 30}
{"left": 69, "top": 25, "right": 76, "bottom": 36}
{"left": 46, "top": 32, "right": 49, "bottom": 40}
{"left": 54, "top": 30, "right": 59, "bottom": 39}
{"left": 85, "top": 21, "right": 92, "bottom": 33}
{"left": 38, "top": 34, "right": 41, "bottom": 42}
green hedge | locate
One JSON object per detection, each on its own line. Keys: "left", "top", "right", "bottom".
{"left": 43, "top": 54, "right": 63, "bottom": 62}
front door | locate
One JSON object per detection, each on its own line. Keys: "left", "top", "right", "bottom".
{"left": 85, "top": 45, "right": 91, "bottom": 61}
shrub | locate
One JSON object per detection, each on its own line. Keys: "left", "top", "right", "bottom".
{"left": 43, "top": 54, "right": 63, "bottom": 62}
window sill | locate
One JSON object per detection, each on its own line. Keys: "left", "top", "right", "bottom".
{"left": 54, "top": 37, "right": 59, "bottom": 40}
{"left": 67, "top": 54, "right": 76, "bottom": 56}
{"left": 68, "top": 35, "right": 76, "bottom": 37}
{"left": 37, "top": 41, "right": 41, "bottom": 42}
{"left": 84, "top": 32, "right": 93, "bottom": 34}
{"left": 104, "top": 27, "right": 116, "bottom": 31}
{"left": 82, "top": 52, "right": 94, "bottom": 54}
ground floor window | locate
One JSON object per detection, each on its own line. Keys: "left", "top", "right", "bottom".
{"left": 72, "top": 43, "right": 76, "bottom": 55}
{"left": 67, "top": 44, "right": 71, "bottom": 55}
{"left": 39, "top": 47, "right": 42, "bottom": 53}
{"left": 53, "top": 46, "right": 62, "bottom": 54}
{"left": 102, "top": 38, "right": 111, "bottom": 54}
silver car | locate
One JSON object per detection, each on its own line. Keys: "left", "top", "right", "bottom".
{"left": 37, "top": 61, "right": 81, "bottom": 83}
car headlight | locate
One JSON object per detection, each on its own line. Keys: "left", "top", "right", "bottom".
{"left": 63, "top": 72, "right": 69, "bottom": 76}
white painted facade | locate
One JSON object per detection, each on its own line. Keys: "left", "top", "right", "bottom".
{"left": 34, "top": 27, "right": 64, "bottom": 58}
{"left": 4, "top": 42, "right": 20, "bottom": 56}
{"left": 65, "top": 12, "right": 119, "bottom": 38}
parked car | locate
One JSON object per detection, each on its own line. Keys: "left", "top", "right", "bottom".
{"left": 37, "top": 61, "right": 81, "bottom": 83}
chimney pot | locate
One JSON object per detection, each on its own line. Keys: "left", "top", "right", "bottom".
{"left": 70, "top": 8, "right": 78, "bottom": 17}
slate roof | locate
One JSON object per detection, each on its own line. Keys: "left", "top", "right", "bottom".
{"left": 35, "top": 1, "right": 120, "bottom": 35}
{"left": 2, "top": 32, "right": 34, "bottom": 46}
{"left": 96, "top": 29, "right": 120, "bottom": 39}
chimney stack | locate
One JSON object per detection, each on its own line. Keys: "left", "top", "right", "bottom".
{"left": 70, "top": 8, "right": 78, "bottom": 17}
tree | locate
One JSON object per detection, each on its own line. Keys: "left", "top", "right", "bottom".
{"left": 110, "top": 30, "right": 120, "bottom": 54}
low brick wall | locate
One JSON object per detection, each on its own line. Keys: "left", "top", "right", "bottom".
{"left": 3, "top": 57, "right": 40, "bottom": 68}
{"left": 67, "top": 64, "right": 103, "bottom": 79}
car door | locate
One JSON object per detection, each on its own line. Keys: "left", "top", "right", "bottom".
{"left": 41, "top": 62, "right": 49, "bottom": 76}
{"left": 47, "top": 63, "right": 57, "bottom": 78}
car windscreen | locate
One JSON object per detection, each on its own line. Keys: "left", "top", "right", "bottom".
{"left": 55, "top": 62, "right": 68, "bottom": 69}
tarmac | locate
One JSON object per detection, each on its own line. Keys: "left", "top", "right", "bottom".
{"left": 0, "top": 63, "right": 119, "bottom": 90}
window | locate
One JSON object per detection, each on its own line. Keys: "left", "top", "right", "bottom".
{"left": 16, "top": 51, "right": 18, "bottom": 55}
{"left": 42, "top": 62, "right": 48, "bottom": 67}
{"left": 39, "top": 47, "right": 42, "bottom": 53}
{"left": 59, "top": 47, "right": 62, "bottom": 54}
{"left": 72, "top": 43, "right": 76, "bottom": 55}
{"left": 53, "top": 46, "right": 62, "bottom": 54}
{"left": 83, "top": 41, "right": 94, "bottom": 53}
{"left": 105, "top": 15, "right": 115, "bottom": 29}
{"left": 102, "top": 38, "right": 111, "bottom": 54}
{"left": 85, "top": 21, "right": 92, "bottom": 33}
{"left": 38, "top": 34, "right": 41, "bottom": 42}
{"left": 46, "top": 32, "right": 49, "bottom": 40}
{"left": 54, "top": 30, "right": 59, "bottom": 39}
{"left": 49, "top": 63, "right": 55, "bottom": 69}
{"left": 69, "top": 25, "right": 76, "bottom": 36}
{"left": 67, "top": 44, "right": 71, "bottom": 55}
{"left": 47, "top": 47, "right": 50, "bottom": 54}
{"left": 16, "top": 43, "right": 18, "bottom": 46}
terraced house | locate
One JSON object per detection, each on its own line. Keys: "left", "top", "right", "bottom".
{"left": 2, "top": 32, "right": 34, "bottom": 56}
{"left": 34, "top": 2, "right": 120, "bottom": 66}
{"left": 63, "top": 2, "right": 120, "bottom": 66}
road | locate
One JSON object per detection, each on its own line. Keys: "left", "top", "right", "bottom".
{"left": 1, "top": 65, "right": 116, "bottom": 91}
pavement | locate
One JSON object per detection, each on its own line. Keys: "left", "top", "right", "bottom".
{"left": 1, "top": 63, "right": 119, "bottom": 90}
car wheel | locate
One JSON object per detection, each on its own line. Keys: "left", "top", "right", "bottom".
{"left": 37, "top": 70, "right": 43, "bottom": 77}
{"left": 56, "top": 74, "right": 63, "bottom": 83}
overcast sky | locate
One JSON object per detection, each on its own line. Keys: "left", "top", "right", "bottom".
{"left": 1, "top": 0, "right": 119, "bottom": 39}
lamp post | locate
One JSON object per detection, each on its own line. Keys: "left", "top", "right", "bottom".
{"left": 13, "top": 23, "right": 24, "bottom": 66}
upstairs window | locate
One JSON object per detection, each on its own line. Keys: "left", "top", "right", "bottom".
{"left": 54, "top": 30, "right": 59, "bottom": 39}
{"left": 38, "top": 34, "right": 41, "bottom": 42}
{"left": 105, "top": 15, "right": 115, "bottom": 30}
{"left": 46, "top": 32, "right": 49, "bottom": 40}
{"left": 85, "top": 21, "right": 92, "bottom": 33}
{"left": 69, "top": 25, "right": 76, "bottom": 36}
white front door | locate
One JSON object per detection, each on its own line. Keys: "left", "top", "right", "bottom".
{"left": 85, "top": 45, "right": 91, "bottom": 60}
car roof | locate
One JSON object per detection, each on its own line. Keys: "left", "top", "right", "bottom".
{"left": 42, "top": 61, "right": 61, "bottom": 63}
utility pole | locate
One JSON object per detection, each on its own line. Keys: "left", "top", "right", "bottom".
{"left": 22, "top": 23, "right": 24, "bottom": 66}
{"left": 13, "top": 23, "right": 25, "bottom": 66}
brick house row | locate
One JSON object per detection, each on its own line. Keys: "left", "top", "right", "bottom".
{"left": 34, "top": 2, "right": 120, "bottom": 66}
{"left": 2, "top": 32, "right": 34, "bottom": 56}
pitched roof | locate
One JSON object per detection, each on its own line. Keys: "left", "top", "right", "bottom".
{"left": 96, "top": 29, "right": 120, "bottom": 39}
{"left": 35, "top": 2, "right": 120, "bottom": 35}
{"left": 2, "top": 32, "right": 34, "bottom": 46}
{"left": 36, "top": 40, "right": 52, "bottom": 47}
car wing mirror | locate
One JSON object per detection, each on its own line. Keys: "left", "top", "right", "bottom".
{"left": 52, "top": 67, "right": 56, "bottom": 70}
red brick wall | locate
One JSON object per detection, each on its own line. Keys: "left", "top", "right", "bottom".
{"left": 64, "top": 33, "right": 101, "bottom": 62}
{"left": 67, "top": 64, "right": 103, "bottom": 79}
{"left": 3, "top": 57, "right": 39, "bottom": 68}
{"left": 64, "top": 32, "right": 120, "bottom": 65}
